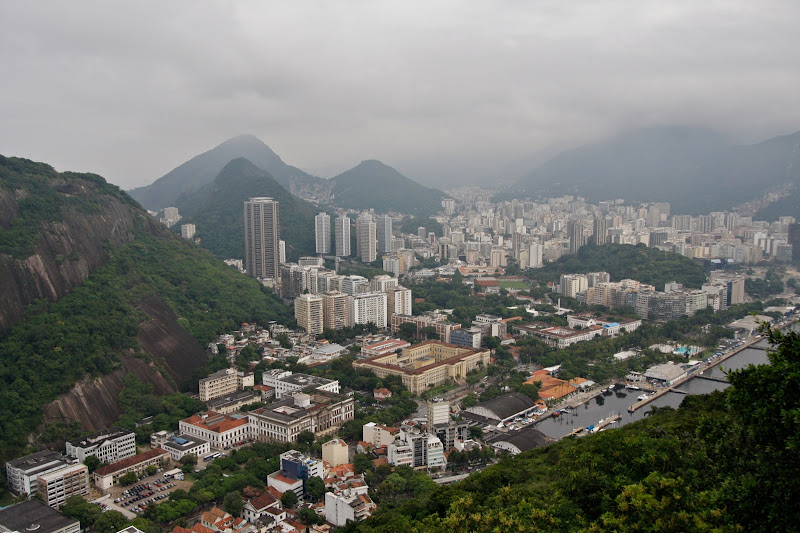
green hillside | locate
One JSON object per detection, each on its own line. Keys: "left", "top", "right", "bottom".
{"left": 527, "top": 243, "right": 708, "bottom": 290}
{"left": 175, "top": 158, "right": 330, "bottom": 261}
{"left": 352, "top": 327, "right": 800, "bottom": 532}
{"left": 0, "top": 157, "right": 291, "bottom": 462}
{"left": 331, "top": 160, "right": 445, "bottom": 216}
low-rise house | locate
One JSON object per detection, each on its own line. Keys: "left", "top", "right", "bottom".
{"left": 372, "top": 388, "right": 392, "bottom": 401}
{"left": 242, "top": 492, "right": 281, "bottom": 525}
{"left": 162, "top": 434, "right": 211, "bottom": 462}
{"left": 92, "top": 448, "right": 170, "bottom": 490}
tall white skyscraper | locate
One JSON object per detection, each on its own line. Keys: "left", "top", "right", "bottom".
{"left": 377, "top": 216, "right": 393, "bottom": 254}
{"left": 315, "top": 212, "right": 331, "bottom": 254}
{"left": 335, "top": 216, "right": 351, "bottom": 257}
{"left": 349, "top": 292, "right": 387, "bottom": 329}
{"left": 357, "top": 214, "right": 377, "bottom": 263}
{"left": 244, "top": 197, "right": 280, "bottom": 280}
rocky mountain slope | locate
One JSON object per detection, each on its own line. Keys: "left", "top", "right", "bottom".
{"left": 0, "top": 155, "right": 290, "bottom": 458}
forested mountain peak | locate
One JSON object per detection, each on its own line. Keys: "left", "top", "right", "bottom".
{"left": 174, "top": 157, "right": 323, "bottom": 261}
{"left": 128, "top": 135, "right": 322, "bottom": 211}
{"left": 329, "top": 159, "right": 446, "bottom": 215}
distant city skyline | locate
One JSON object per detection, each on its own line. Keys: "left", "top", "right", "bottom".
{"left": 1, "top": 2, "right": 799, "bottom": 190}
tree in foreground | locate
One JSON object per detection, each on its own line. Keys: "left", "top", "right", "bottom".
{"left": 281, "top": 490, "right": 299, "bottom": 509}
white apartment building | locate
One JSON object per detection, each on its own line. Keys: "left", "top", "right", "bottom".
{"left": 65, "top": 427, "right": 136, "bottom": 464}
{"left": 362, "top": 422, "right": 399, "bottom": 448}
{"left": 180, "top": 223, "right": 196, "bottom": 240}
{"left": 350, "top": 291, "right": 387, "bottom": 329}
{"left": 371, "top": 275, "right": 398, "bottom": 292}
{"left": 559, "top": 274, "right": 589, "bottom": 298}
{"left": 325, "top": 490, "right": 376, "bottom": 526}
{"left": 357, "top": 215, "right": 377, "bottom": 263}
{"left": 198, "top": 368, "right": 238, "bottom": 402}
{"left": 335, "top": 216, "right": 351, "bottom": 257}
{"left": 38, "top": 464, "right": 88, "bottom": 508}
{"left": 315, "top": 212, "right": 331, "bottom": 254}
{"left": 341, "top": 275, "right": 370, "bottom": 296}
{"left": 262, "top": 370, "right": 340, "bottom": 400}
{"left": 6, "top": 451, "right": 70, "bottom": 496}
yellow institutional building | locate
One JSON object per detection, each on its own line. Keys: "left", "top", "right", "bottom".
{"left": 353, "top": 340, "right": 490, "bottom": 395}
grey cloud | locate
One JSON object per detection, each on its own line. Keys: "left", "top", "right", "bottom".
{"left": 1, "top": 0, "right": 799, "bottom": 189}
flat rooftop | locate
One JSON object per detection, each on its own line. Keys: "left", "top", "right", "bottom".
{"left": 0, "top": 499, "right": 79, "bottom": 533}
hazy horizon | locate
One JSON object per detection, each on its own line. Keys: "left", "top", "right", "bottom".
{"left": 2, "top": 1, "right": 799, "bottom": 190}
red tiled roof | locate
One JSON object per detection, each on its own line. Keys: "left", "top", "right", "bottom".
{"left": 249, "top": 492, "right": 277, "bottom": 510}
{"left": 272, "top": 473, "right": 300, "bottom": 486}
{"left": 182, "top": 412, "right": 248, "bottom": 433}
{"left": 94, "top": 448, "right": 168, "bottom": 476}
{"left": 191, "top": 524, "right": 215, "bottom": 533}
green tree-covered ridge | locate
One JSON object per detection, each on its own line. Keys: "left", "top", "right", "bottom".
{"left": 175, "top": 158, "right": 328, "bottom": 261}
{"left": 526, "top": 243, "right": 708, "bottom": 290}
{"left": 0, "top": 158, "right": 291, "bottom": 464}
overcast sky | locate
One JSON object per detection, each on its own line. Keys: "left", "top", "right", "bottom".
{"left": 2, "top": 1, "right": 799, "bottom": 189}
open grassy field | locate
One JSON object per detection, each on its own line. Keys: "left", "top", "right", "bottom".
{"left": 498, "top": 280, "right": 529, "bottom": 290}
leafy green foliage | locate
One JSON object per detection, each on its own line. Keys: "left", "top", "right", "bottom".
{"left": 745, "top": 269, "right": 785, "bottom": 299}
{"left": 0, "top": 156, "right": 138, "bottom": 258}
{"left": 399, "top": 217, "right": 444, "bottom": 237}
{"left": 0, "top": 232, "right": 290, "bottom": 462}
{"left": 527, "top": 243, "right": 708, "bottom": 290}
{"left": 281, "top": 490, "right": 298, "bottom": 508}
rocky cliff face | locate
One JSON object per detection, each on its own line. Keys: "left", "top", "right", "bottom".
{"left": 42, "top": 354, "right": 176, "bottom": 432}
{"left": 0, "top": 184, "right": 167, "bottom": 332}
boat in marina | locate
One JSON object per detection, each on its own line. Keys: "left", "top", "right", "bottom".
{"left": 637, "top": 394, "right": 648, "bottom": 401}
{"left": 626, "top": 384, "right": 641, "bottom": 390}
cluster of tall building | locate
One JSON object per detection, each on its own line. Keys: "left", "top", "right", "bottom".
{"left": 397, "top": 192, "right": 796, "bottom": 270}
{"left": 293, "top": 274, "right": 412, "bottom": 335}
{"left": 559, "top": 271, "right": 746, "bottom": 321}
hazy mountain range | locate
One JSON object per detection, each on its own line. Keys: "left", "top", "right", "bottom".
{"left": 514, "top": 126, "right": 800, "bottom": 217}
{"left": 129, "top": 135, "right": 447, "bottom": 216}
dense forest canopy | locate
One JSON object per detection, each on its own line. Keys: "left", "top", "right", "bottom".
{"left": 526, "top": 243, "right": 708, "bottom": 290}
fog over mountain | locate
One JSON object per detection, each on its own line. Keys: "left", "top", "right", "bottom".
{"left": 2, "top": 2, "right": 800, "bottom": 190}
{"left": 514, "top": 126, "right": 800, "bottom": 214}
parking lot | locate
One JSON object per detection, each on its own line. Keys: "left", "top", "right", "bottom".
{"left": 98, "top": 469, "right": 193, "bottom": 518}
